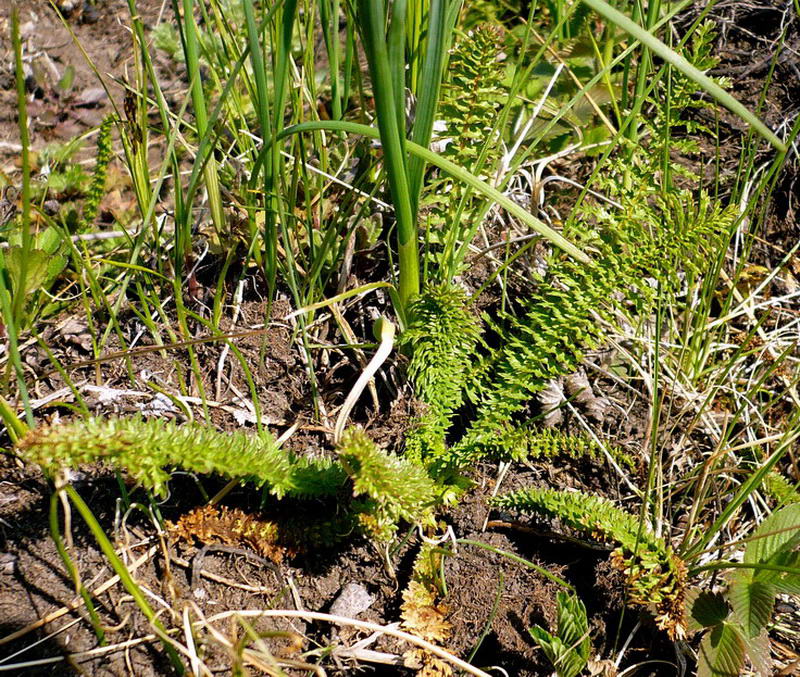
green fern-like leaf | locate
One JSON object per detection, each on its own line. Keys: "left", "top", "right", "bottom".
{"left": 338, "top": 428, "right": 438, "bottom": 541}
{"left": 762, "top": 471, "right": 800, "bottom": 507}
{"left": 493, "top": 487, "right": 688, "bottom": 638}
{"left": 437, "top": 192, "right": 735, "bottom": 475}
{"left": 468, "top": 424, "right": 635, "bottom": 468}
{"left": 420, "top": 25, "right": 507, "bottom": 276}
{"left": 81, "top": 115, "right": 114, "bottom": 230}
{"left": 401, "top": 284, "right": 480, "bottom": 463}
{"left": 17, "top": 416, "right": 346, "bottom": 499}
{"left": 402, "top": 284, "right": 481, "bottom": 419}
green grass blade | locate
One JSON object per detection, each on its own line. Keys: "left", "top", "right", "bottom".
{"left": 407, "top": 0, "right": 459, "bottom": 220}
{"left": 581, "top": 0, "right": 786, "bottom": 151}
{"left": 357, "top": 0, "right": 419, "bottom": 309}
{"left": 319, "top": 0, "right": 343, "bottom": 119}
{"left": 10, "top": 8, "right": 32, "bottom": 326}
{"left": 387, "top": 0, "right": 408, "bottom": 140}
{"left": 175, "top": 0, "right": 226, "bottom": 239}
{"left": 277, "top": 120, "right": 590, "bottom": 265}
{"left": 242, "top": 0, "right": 276, "bottom": 289}
{"left": 64, "top": 485, "right": 185, "bottom": 673}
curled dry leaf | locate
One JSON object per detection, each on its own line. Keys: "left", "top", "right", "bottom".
{"left": 564, "top": 369, "right": 610, "bottom": 422}
{"left": 538, "top": 378, "right": 565, "bottom": 427}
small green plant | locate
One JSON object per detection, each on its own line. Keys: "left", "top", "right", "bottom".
{"left": 338, "top": 427, "right": 438, "bottom": 541}
{"left": 80, "top": 115, "right": 115, "bottom": 229}
{"left": 529, "top": 591, "right": 591, "bottom": 677}
{"left": 16, "top": 417, "right": 439, "bottom": 544}
{"left": 423, "top": 191, "right": 736, "bottom": 479}
{"left": 687, "top": 503, "right": 800, "bottom": 677}
{"left": 492, "top": 487, "right": 689, "bottom": 638}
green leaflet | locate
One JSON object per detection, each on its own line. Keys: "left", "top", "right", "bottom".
{"left": 421, "top": 25, "right": 507, "bottom": 279}
{"left": 400, "top": 284, "right": 481, "bottom": 464}
{"left": 338, "top": 427, "right": 438, "bottom": 541}
{"left": 697, "top": 622, "right": 748, "bottom": 677}
{"left": 493, "top": 487, "right": 688, "bottom": 638}
{"left": 17, "top": 416, "right": 346, "bottom": 499}
{"left": 465, "top": 424, "right": 634, "bottom": 467}
{"left": 529, "top": 591, "right": 591, "bottom": 677}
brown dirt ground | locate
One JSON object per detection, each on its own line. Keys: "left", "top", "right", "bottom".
{"left": 0, "top": 0, "right": 799, "bottom": 675}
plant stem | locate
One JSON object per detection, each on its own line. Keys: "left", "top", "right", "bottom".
{"left": 357, "top": 0, "right": 420, "bottom": 312}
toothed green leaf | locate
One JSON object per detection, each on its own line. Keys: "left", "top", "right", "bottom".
{"left": 687, "top": 590, "right": 730, "bottom": 631}
{"left": 697, "top": 622, "right": 747, "bottom": 677}
{"left": 745, "top": 504, "right": 800, "bottom": 569}
{"left": 728, "top": 573, "right": 775, "bottom": 639}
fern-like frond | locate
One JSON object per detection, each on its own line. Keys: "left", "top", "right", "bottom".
{"left": 17, "top": 417, "right": 346, "bottom": 499}
{"left": 437, "top": 192, "right": 736, "bottom": 476}
{"left": 337, "top": 428, "right": 438, "bottom": 541}
{"left": 762, "top": 471, "right": 800, "bottom": 508}
{"left": 400, "top": 284, "right": 480, "bottom": 464}
{"left": 470, "top": 423, "right": 635, "bottom": 468}
{"left": 81, "top": 115, "right": 114, "bottom": 230}
{"left": 421, "top": 25, "right": 507, "bottom": 278}
{"left": 403, "top": 285, "right": 481, "bottom": 418}
{"left": 492, "top": 487, "right": 688, "bottom": 639}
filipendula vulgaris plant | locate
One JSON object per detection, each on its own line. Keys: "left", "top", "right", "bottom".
{"left": 397, "top": 198, "right": 732, "bottom": 636}
{"left": 419, "top": 24, "right": 507, "bottom": 280}
{"left": 396, "top": 18, "right": 740, "bottom": 639}
{"left": 15, "top": 417, "right": 437, "bottom": 546}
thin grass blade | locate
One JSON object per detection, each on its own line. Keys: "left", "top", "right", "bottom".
{"left": 581, "top": 0, "right": 786, "bottom": 151}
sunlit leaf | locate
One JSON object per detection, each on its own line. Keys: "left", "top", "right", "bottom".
{"left": 745, "top": 503, "right": 800, "bottom": 568}
{"left": 728, "top": 573, "right": 775, "bottom": 638}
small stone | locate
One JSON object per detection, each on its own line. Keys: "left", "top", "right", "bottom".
{"left": 0, "top": 553, "right": 17, "bottom": 575}
{"left": 329, "top": 582, "right": 373, "bottom": 618}
{"left": 75, "top": 87, "right": 106, "bottom": 107}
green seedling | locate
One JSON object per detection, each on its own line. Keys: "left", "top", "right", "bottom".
{"left": 529, "top": 591, "right": 591, "bottom": 677}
